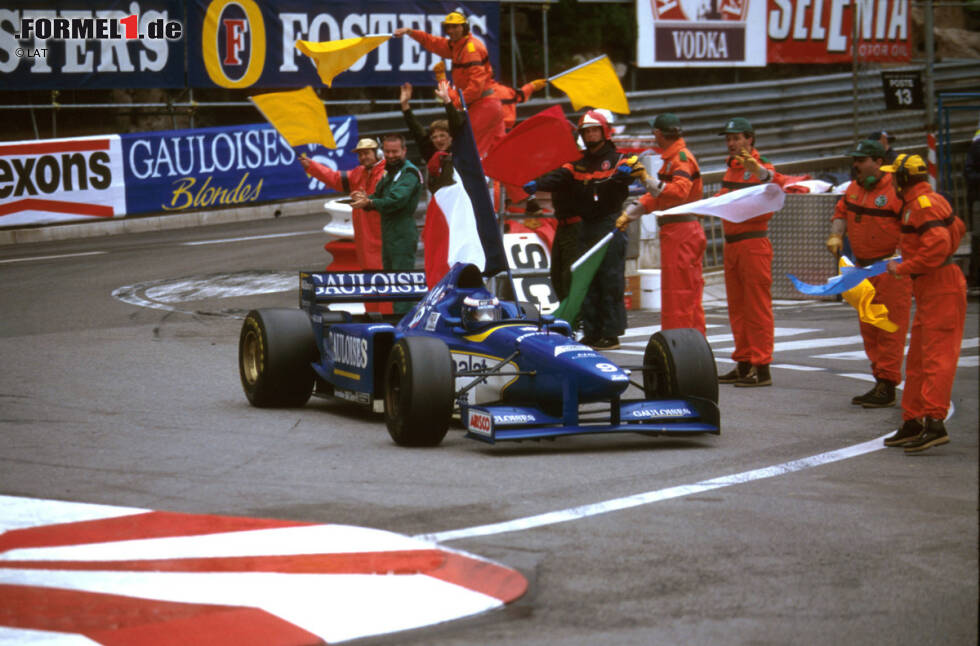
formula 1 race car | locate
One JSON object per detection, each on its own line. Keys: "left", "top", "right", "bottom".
{"left": 238, "top": 263, "right": 720, "bottom": 447}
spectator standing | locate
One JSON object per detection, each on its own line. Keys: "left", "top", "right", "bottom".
{"left": 715, "top": 117, "right": 776, "bottom": 387}
{"left": 350, "top": 134, "right": 423, "bottom": 314}
{"left": 398, "top": 81, "right": 464, "bottom": 165}
{"left": 826, "top": 139, "right": 910, "bottom": 407}
{"left": 868, "top": 130, "right": 899, "bottom": 165}
{"left": 526, "top": 110, "right": 640, "bottom": 349}
{"left": 300, "top": 139, "right": 385, "bottom": 270}
{"left": 393, "top": 11, "right": 504, "bottom": 156}
{"left": 616, "top": 113, "right": 706, "bottom": 335}
{"left": 881, "top": 154, "right": 967, "bottom": 452}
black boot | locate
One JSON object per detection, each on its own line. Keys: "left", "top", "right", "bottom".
{"left": 851, "top": 382, "right": 879, "bottom": 405}
{"left": 734, "top": 364, "right": 772, "bottom": 387}
{"left": 860, "top": 379, "right": 896, "bottom": 408}
{"left": 719, "top": 361, "right": 751, "bottom": 384}
{"left": 904, "top": 417, "right": 949, "bottom": 453}
{"left": 883, "top": 418, "right": 924, "bottom": 447}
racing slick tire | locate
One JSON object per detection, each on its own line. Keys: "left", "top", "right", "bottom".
{"left": 384, "top": 336, "right": 454, "bottom": 447}
{"left": 239, "top": 309, "right": 317, "bottom": 408}
{"left": 642, "top": 328, "right": 718, "bottom": 404}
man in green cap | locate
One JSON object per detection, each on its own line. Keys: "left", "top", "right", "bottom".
{"left": 715, "top": 117, "right": 777, "bottom": 387}
{"left": 616, "top": 112, "right": 706, "bottom": 334}
{"left": 827, "top": 138, "right": 909, "bottom": 408}
{"left": 351, "top": 133, "right": 422, "bottom": 315}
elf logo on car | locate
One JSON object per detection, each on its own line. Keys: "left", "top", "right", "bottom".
{"left": 468, "top": 410, "right": 493, "bottom": 436}
{"left": 329, "top": 330, "right": 367, "bottom": 368}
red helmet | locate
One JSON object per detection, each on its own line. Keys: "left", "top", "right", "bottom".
{"left": 577, "top": 110, "right": 612, "bottom": 139}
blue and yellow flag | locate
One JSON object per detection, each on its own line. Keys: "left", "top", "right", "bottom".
{"left": 249, "top": 86, "right": 336, "bottom": 148}
{"left": 839, "top": 256, "right": 898, "bottom": 332}
{"left": 548, "top": 55, "right": 630, "bottom": 114}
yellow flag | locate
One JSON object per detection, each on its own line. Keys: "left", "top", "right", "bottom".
{"left": 549, "top": 55, "right": 629, "bottom": 114}
{"left": 250, "top": 86, "right": 336, "bottom": 149}
{"left": 296, "top": 35, "right": 390, "bottom": 88}
{"left": 839, "top": 257, "right": 898, "bottom": 332}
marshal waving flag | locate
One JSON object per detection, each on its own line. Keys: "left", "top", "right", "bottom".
{"left": 249, "top": 86, "right": 336, "bottom": 148}
{"left": 423, "top": 117, "right": 508, "bottom": 287}
{"left": 482, "top": 105, "right": 581, "bottom": 187}
{"left": 548, "top": 55, "right": 630, "bottom": 114}
{"left": 296, "top": 35, "right": 391, "bottom": 87}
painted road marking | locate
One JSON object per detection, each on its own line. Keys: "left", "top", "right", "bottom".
{"left": 0, "top": 496, "right": 527, "bottom": 645}
{"left": 0, "top": 251, "right": 106, "bottom": 264}
{"left": 416, "top": 434, "right": 891, "bottom": 543}
{"left": 182, "top": 231, "right": 322, "bottom": 246}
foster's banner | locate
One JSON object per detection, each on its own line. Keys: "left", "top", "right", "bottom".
{"left": 188, "top": 0, "right": 500, "bottom": 89}
{"left": 0, "top": 0, "right": 185, "bottom": 90}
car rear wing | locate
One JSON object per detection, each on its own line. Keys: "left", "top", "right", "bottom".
{"left": 299, "top": 271, "right": 429, "bottom": 309}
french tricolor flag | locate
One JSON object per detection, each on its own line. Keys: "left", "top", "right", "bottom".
{"left": 422, "top": 117, "right": 507, "bottom": 288}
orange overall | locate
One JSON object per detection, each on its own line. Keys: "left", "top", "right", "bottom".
{"left": 304, "top": 159, "right": 386, "bottom": 270}
{"left": 716, "top": 150, "right": 776, "bottom": 365}
{"left": 635, "top": 137, "right": 706, "bottom": 334}
{"left": 890, "top": 183, "right": 967, "bottom": 422}
{"left": 832, "top": 173, "right": 910, "bottom": 384}
{"left": 407, "top": 30, "right": 504, "bottom": 156}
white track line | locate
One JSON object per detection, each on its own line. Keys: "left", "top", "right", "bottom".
{"left": 417, "top": 434, "right": 891, "bottom": 543}
{"left": 0, "top": 251, "right": 106, "bottom": 264}
{"left": 182, "top": 231, "right": 321, "bottom": 245}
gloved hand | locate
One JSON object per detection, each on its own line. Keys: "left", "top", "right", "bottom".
{"left": 433, "top": 60, "right": 447, "bottom": 83}
{"left": 525, "top": 196, "right": 542, "bottom": 216}
{"left": 615, "top": 212, "right": 632, "bottom": 231}
{"left": 522, "top": 180, "right": 537, "bottom": 195}
{"left": 644, "top": 176, "right": 664, "bottom": 197}
{"left": 530, "top": 78, "right": 547, "bottom": 91}
{"left": 825, "top": 234, "right": 843, "bottom": 256}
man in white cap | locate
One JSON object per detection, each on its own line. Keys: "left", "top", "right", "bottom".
{"left": 300, "top": 138, "right": 386, "bottom": 270}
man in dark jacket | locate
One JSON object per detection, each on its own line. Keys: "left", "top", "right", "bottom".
{"left": 524, "top": 110, "right": 641, "bottom": 349}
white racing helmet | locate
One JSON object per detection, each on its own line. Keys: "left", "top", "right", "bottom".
{"left": 461, "top": 294, "right": 502, "bottom": 329}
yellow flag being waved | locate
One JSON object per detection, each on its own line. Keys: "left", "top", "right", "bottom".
{"left": 296, "top": 35, "right": 390, "bottom": 88}
{"left": 548, "top": 55, "right": 630, "bottom": 114}
{"left": 250, "top": 86, "right": 336, "bottom": 149}
{"left": 839, "top": 256, "right": 898, "bottom": 332}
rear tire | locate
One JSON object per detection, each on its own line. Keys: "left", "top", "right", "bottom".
{"left": 384, "top": 336, "right": 454, "bottom": 446}
{"left": 239, "top": 309, "right": 317, "bottom": 407}
{"left": 643, "top": 328, "right": 718, "bottom": 404}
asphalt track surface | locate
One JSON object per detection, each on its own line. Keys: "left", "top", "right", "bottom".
{"left": 1, "top": 213, "right": 977, "bottom": 645}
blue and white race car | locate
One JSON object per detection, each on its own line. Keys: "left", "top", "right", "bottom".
{"left": 238, "top": 263, "right": 720, "bottom": 447}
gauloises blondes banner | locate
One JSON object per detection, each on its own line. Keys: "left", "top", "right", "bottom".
{"left": 0, "top": 117, "right": 361, "bottom": 227}
{"left": 637, "top": 0, "right": 911, "bottom": 67}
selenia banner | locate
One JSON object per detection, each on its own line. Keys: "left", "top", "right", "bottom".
{"left": 767, "top": 0, "right": 911, "bottom": 63}
{"left": 187, "top": 0, "right": 500, "bottom": 89}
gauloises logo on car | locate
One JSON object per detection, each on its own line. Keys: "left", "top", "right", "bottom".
{"left": 201, "top": 0, "right": 266, "bottom": 88}
{"left": 651, "top": 0, "right": 748, "bottom": 62}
